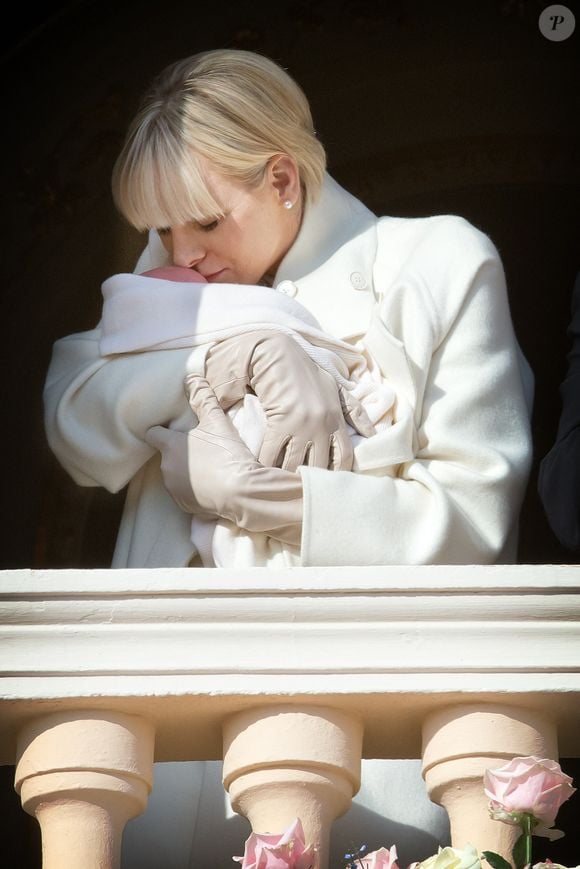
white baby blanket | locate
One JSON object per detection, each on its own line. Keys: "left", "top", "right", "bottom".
{"left": 100, "top": 273, "right": 412, "bottom": 567}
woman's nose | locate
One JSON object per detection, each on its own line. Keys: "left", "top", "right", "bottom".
{"left": 170, "top": 226, "right": 205, "bottom": 268}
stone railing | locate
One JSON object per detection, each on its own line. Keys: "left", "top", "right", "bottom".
{"left": 1, "top": 564, "right": 579, "bottom": 868}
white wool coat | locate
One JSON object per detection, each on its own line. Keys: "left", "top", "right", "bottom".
{"left": 43, "top": 175, "right": 533, "bottom": 567}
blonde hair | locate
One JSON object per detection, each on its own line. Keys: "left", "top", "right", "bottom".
{"left": 112, "top": 49, "right": 326, "bottom": 231}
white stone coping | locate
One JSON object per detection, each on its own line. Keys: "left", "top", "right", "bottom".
{"left": 1, "top": 564, "right": 579, "bottom": 762}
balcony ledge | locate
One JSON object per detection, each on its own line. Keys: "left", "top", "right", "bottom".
{"left": 1, "top": 563, "right": 579, "bottom": 763}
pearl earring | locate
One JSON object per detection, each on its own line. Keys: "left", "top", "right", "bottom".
{"left": 283, "top": 199, "right": 294, "bottom": 210}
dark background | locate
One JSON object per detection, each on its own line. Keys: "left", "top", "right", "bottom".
{"left": 1, "top": 0, "right": 579, "bottom": 865}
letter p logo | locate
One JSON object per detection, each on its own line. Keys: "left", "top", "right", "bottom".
{"left": 539, "top": 5, "right": 576, "bottom": 40}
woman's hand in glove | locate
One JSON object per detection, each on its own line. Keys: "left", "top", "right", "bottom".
{"left": 145, "top": 378, "right": 303, "bottom": 546}
{"left": 202, "top": 330, "right": 374, "bottom": 472}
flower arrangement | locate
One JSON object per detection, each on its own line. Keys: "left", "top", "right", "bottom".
{"left": 232, "top": 757, "right": 577, "bottom": 869}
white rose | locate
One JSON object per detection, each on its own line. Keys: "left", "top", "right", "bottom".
{"left": 417, "top": 845, "right": 481, "bottom": 869}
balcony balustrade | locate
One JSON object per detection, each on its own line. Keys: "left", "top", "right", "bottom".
{"left": 1, "top": 564, "right": 579, "bottom": 868}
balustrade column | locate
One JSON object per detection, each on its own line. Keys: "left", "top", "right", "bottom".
{"left": 15, "top": 710, "right": 155, "bottom": 869}
{"left": 223, "top": 704, "right": 363, "bottom": 868}
{"left": 421, "top": 703, "right": 558, "bottom": 860}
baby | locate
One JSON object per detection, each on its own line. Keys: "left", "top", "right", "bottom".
{"left": 141, "top": 265, "right": 207, "bottom": 283}
{"left": 99, "top": 265, "right": 414, "bottom": 567}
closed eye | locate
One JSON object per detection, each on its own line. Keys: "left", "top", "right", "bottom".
{"left": 197, "top": 219, "right": 220, "bottom": 232}
{"left": 156, "top": 218, "right": 221, "bottom": 236}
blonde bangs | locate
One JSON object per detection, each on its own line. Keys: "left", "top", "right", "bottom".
{"left": 112, "top": 121, "right": 224, "bottom": 232}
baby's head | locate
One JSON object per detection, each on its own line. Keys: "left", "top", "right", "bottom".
{"left": 141, "top": 266, "right": 207, "bottom": 283}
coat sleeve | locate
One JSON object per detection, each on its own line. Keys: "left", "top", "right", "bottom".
{"left": 537, "top": 274, "right": 580, "bottom": 551}
{"left": 43, "top": 328, "right": 202, "bottom": 492}
{"left": 299, "top": 219, "right": 533, "bottom": 565}
{"left": 42, "top": 232, "right": 193, "bottom": 493}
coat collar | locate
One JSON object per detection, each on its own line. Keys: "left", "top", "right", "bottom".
{"left": 274, "top": 175, "right": 418, "bottom": 412}
{"left": 274, "top": 173, "right": 377, "bottom": 283}
{"left": 273, "top": 175, "right": 380, "bottom": 340}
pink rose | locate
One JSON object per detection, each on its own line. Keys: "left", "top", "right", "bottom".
{"left": 533, "top": 863, "right": 580, "bottom": 869}
{"left": 358, "top": 845, "right": 399, "bottom": 868}
{"left": 484, "top": 756, "right": 576, "bottom": 833}
{"left": 233, "top": 818, "right": 319, "bottom": 868}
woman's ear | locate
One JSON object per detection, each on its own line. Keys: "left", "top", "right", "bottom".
{"left": 267, "top": 154, "right": 301, "bottom": 208}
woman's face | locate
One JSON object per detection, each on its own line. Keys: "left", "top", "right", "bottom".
{"left": 157, "top": 157, "right": 302, "bottom": 285}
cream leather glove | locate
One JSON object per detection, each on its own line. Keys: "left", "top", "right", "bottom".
{"left": 145, "top": 378, "right": 303, "bottom": 546}
{"left": 203, "top": 331, "right": 374, "bottom": 472}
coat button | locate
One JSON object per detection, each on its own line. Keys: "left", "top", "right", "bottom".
{"left": 350, "top": 271, "right": 368, "bottom": 290}
{"left": 277, "top": 280, "right": 298, "bottom": 298}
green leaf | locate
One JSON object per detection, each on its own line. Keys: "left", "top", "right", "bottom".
{"left": 482, "top": 850, "right": 513, "bottom": 869}
{"left": 512, "top": 832, "right": 529, "bottom": 869}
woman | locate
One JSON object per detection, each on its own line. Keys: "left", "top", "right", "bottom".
{"left": 44, "top": 48, "right": 533, "bottom": 569}
{"left": 42, "top": 47, "right": 534, "bottom": 865}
